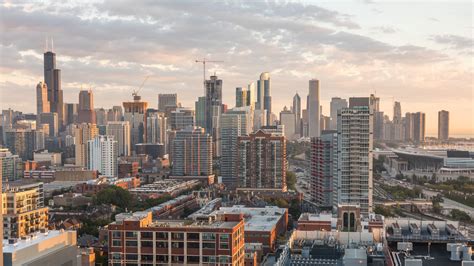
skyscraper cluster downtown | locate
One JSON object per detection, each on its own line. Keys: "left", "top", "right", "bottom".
{"left": 3, "top": 44, "right": 468, "bottom": 266}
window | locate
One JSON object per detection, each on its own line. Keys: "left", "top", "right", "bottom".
{"left": 202, "top": 232, "right": 215, "bottom": 240}
{"left": 172, "top": 232, "right": 184, "bottom": 240}
{"left": 219, "top": 234, "right": 229, "bottom": 249}
{"left": 171, "top": 256, "right": 184, "bottom": 263}
{"left": 187, "top": 233, "right": 199, "bottom": 240}
{"left": 156, "top": 255, "right": 169, "bottom": 262}
{"left": 141, "top": 254, "right": 153, "bottom": 262}
{"left": 156, "top": 241, "right": 168, "bottom": 248}
{"left": 112, "top": 231, "right": 121, "bottom": 238}
{"left": 125, "top": 254, "right": 138, "bottom": 260}
{"left": 141, "top": 231, "right": 153, "bottom": 239}
{"left": 141, "top": 241, "right": 153, "bottom": 247}
{"left": 111, "top": 253, "right": 121, "bottom": 260}
{"left": 171, "top": 242, "right": 184, "bottom": 248}
{"left": 203, "top": 242, "right": 215, "bottom": 249}
{"left": 219, "top": 256, "right": 230, "bottom": 263}
{"left": 187, "top": 242, "right": 199, "bottom": 249}
{"left": 126, "top": 240, "right": 137, "bottom": 247}
{"left": 187, "top": 256, "right": 200, "bottom": 264}
{"left": 156, "top": 232, "right": 168, "bottom": 239}
{"left": 125, "top": 231, "right": 138, "bottom": 238}
{"left": 112, "top": 240, "right": 121, "bottom": 247}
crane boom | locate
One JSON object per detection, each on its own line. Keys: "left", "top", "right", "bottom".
{"left": 132, "top": 75, "right": 150, "bottom": 101}
{"left": 195, "top": 58, "right": 223, "bottom": 92}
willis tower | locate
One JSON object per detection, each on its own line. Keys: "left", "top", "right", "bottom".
{"left": 44, "top": 43, "right": 64, "bottom": 128}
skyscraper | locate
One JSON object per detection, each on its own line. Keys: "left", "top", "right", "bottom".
{"left": 123, "top": 97, "right": 148, "bottom": 150}
{"left": 38, "top": 112, "right": 58, "bottom": 137}
{"left": 393, "top": 101, "right": 402, "bottom": 123}
{"left": 235, "top": 87, "right": 248, "bottom": 108}
{"left": 438, "top": 110, "right": 449, "bottom": 141}
{"left": 220, "top": 108, "right": 251, "bottom": 187}
{"left": 158, "top": 93, "right": 178, "bottom": 112}
{"left": 205, "top": 75, "right": 223, "bottom": 136}
{"left": 256, "top": 72, "right": 272, "bottom": 125}
{"left": 88, "top": 135, "right": 118, "bottom": 177}
{"left": 74, "top": 123, "right": 99, "bottom": 167}
{"left": 329, "top": 97, "right": 347, "bottom": 130}
{"left": 107, "top": 121, "right": 131, "bottom": 156}
{"left": 292, "top": 93, "right": 301, "bottom": 135}
{"left": 310, "top": 130, "right": 337, "bottom": 208}
{"left": 171, "top": 127, "right": 212, "bottom": 176}
{"left": 78, "top": 89, "right": 96, "bottom": 124}
{"left": 237, "top": 130, "right": 286, "bottom": 191}
{"left": 308, "top": 79, "right": 321, "bottom": 138}
{"left": 279, "top": 106, "right": 296, "bottom": 140}
{"left": 195, "top": 96, "right": 206, "bottom": 129}
{"left": 64, "top": 103, "right": 78, "bottom": 125}
{"left": 43, "top": 49, "right": 64, "bottom": 127}
{"left": 336, "top": 107, "right": 373, "bottom": 216}
{"left": 36, "top": 81, "right": 50, "bottom": 115}
{"left": 4, "top": 129, "right": 41, "bottom": 160}
{"left": 413, "top": 112, "right": 426, "bottom": 143}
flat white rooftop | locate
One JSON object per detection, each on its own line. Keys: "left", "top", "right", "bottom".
{"left": 212, "top": 205, "right": 286, "bottom": 232}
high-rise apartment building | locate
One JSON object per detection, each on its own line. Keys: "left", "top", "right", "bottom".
{"left": 310, "top": 130, "right": 337, "bottom": 208}
{"left": 88, "top": 135, "right": 118, "bottom": 177}
{"left": 78, "top": 90, "right": 96, "bottom": 124}
{"left": 158, "top": 93, "right": 178, "bottom": 112}
{"left": 43, "top": 49, "right": 64, "bottom": 127}
{"left": 169, "top": 108, "right": 195, "bottom": 130}
{"left": 237, "top": 130, "right": 286, "bottom": 191}
{"left": 235, "top": 87, "right": 248, "bottom": 108}
{"left": 330, "top": 97, "right": 347, "bottom": 130}
{"left": 123, "top": 97, "right": 148, "bottom": 150}
{"left": 38, "top": 112, "right": 58, "bottom": 137}
{"left": 107, "top": 121, "right": 131, "bottom": 157}
{"left": 220, "top": 108, "right": 250, "bottom": 187}
{"left": 438, "top": 110, "right": 449, "bottom": 141}
{"left": 95, "top": 108, "right": 107, "bottom": 126}
{"left": 146, "top": 112, "right": 167, "bottom": 145}
{"left": 412, "top": 112, "right": 426, "bottom": 143}
{"left": 0, "top": 149, "right": 22, "bottom": 182}
{"left": 293, "top": 93, "right": 301, "bottom": 135}
{"left": 336, "top": 107, "right": 373, "bottom": 216}
{"left": 171, "top": 127, "right": 212, "bottom": 176}
{"left": 74, "top": 123, "right": 99, "bottom": 167}
{"left": 308, "top": 79, "right": 321, "bottom": 138}
{"left": 107, "top": 211, "right": 245, "bottom": 265}
{"left": 36, "top": 81, "right": 50, "bottom": 115}
{"left": 2, "top": 181, "right": 48, "bottom": 239}
{"left": 107, "top": 106, "right": 123, "bottom": 122}
{"left": 4, "top": 129, "right": 43, "bottom": 161}
{"left": 195, "top": 96, "right": 206, "bottom": 129}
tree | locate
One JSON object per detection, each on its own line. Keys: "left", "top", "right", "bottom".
{"left": 450, "top": 209, "right": 471, "bottom": 223}
{"left": 286, "top": 171, "right": 297, "bottom": 191}
{"left": 93, "top": 186, "right": 132, "bottom": 209}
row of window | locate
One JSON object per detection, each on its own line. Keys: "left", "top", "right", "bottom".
{"left": 112, "top": 240, "right": 228, "bottom": 250}
{"left": 113, "top": 231, "right": 223, "bottom": 241}
{"left": 111, "top": 254, "right": 230, "bottom": 264}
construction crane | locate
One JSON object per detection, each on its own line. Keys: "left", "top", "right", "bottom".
{"left": 195, "top": 58, "right": 223, "bottom": 91}
{"left": 132, "top": 75, "right": 150, "bottom": 101}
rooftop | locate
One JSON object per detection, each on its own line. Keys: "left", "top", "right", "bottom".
{"left": 3, "top": 230, "right": 74, "bottom": 253}
{"left": 212, "top": 205, "right": 286, "bottom": 232}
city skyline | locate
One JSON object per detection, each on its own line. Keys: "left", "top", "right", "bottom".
{"left": 1, "top": 1, "right": 472, "bottom": 137}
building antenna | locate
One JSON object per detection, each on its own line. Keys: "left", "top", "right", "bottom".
{"left": 45, "top": 37, "right": 48, "bottom": 52}
{"left": 51, "top": 37, "right": 54, "bottom": 52}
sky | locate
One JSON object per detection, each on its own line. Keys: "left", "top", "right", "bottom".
{"left": 1, "top": 0, "right": 473, "bottom": 137}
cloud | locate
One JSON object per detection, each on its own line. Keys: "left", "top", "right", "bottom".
{"left": 0, "top": 1, "right": 471, "bottom": 135}
{"left": 431, "top": 34, "right": 473, "bottom": 50}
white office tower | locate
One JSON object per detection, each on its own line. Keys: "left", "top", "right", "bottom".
{"left": 88, "top": 135, "right": 118, "bottom": 177}
{"left": 330, "top": 97, "right": 348, "bottom": 130}
{"left": 220, "top": 107, "right": 251, "bottom": 187}
{"left": 336, "top": 106, "right": 373, "bottom": 216}
{"left": 308, "top": 79, "right": 321, "bottom": 138}
{"left": 279, "top": 106, "right": 296, "bottom": 140}
{"left": 106, "top": 121, "right": 131, "bottom": 157}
